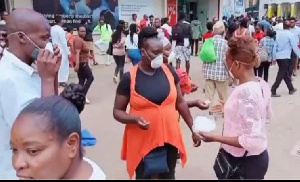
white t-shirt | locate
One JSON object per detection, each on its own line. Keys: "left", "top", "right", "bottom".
{"left": 84, "top": 158, "right": 106, "bottom": 180}
{"left": 248, "top": 25, "right": 255, "bottom": 37}
{"left": 125, "top": 33, "right": 139, "bottom": 49}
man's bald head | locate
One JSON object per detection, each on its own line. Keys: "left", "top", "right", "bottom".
{"left": 6, "top": 8, "right": 50, "bottom": 35}
{"left": 6, "top": 9, "right": 51, "bottom": 65}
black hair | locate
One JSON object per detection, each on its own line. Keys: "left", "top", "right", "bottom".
{"left": 112, "top": 24, "right": 124, "bottom": 44}
{"left": 118, "top": 20, "right": 125, "bottom": 25}
{"left": 66, "top": 26, "right": 73, "bottom": 33}
{"left": 54, "top": 15, "right": 62, "bottom": 24}
{"left": 222, "top": 16, "right": 227, "bottom": 20}
{"left": 138, "top": 26, "right": 158, "bottom": 49}
{"left": 81, "top": 19, "right": 88, "bottom": 25}
{"left": 178, "top": 11, "right": 186, "bottom": 21}
{"left": 132, "top": 14, "right": 137, "bottom": 18}
{"left": 77, "top": 24, "right": 86, "bottom": 31}
{"left": 290, "top": 17, "right": 296, "bottom": 21}
{"left": 206, "top": 21, "right": 214, "bottom": 31}
{"left": 240, "top": 18, "right": 248, "bottom": 28}
{"left": 149, "top": 15, "right": 154, "bottom": 19}
{"left": 163, "top": 17, "right": 169, "bottom": 24}
{"left": 18, "top": 84, "right": 86, "bottom": 157}
{"left": 129, "top": 23, "right": 138, "bottom": 44}
{"left": 266, "top": 28, "right": 275, "bottom": 38}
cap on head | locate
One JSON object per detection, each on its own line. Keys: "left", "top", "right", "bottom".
{"left": 213, "top": 21, "right": 225, "bottom": 34}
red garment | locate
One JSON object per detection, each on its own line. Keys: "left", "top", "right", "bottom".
{"left": 202, "top": 31, "right": 213, "bottom": 42}
{"left": 139, "top": 19, "right": 148, "bottom": 30}
{"left": 253, "top": 31, "right": 265, "bottom": 42}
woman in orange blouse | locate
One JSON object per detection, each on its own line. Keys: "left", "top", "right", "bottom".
{"left": 113, "top": 27, "right": 201, "bottom": 180}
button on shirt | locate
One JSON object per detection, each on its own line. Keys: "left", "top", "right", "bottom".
{"left": 0, "top": 50, "right": 41, "bottom": 179}
{"left": 275, "top": 30, "right": 300, "bottom": 60}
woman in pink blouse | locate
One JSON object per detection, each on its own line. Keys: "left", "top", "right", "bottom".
{"left": 198, "top": 36, "right": 271, "bottom": 179}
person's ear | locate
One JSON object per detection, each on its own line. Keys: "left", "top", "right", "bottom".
{"left": 18, "top": 33, "right": 26, "bottom": 44}
{"left": 66, "top": 132, "right": 80, "bottom": 159}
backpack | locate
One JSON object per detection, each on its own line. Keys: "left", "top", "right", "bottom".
{"left": 258, "top": 39, "right": 268, "bottom": 63}
{"left": 199, "top": 38, "right": 216, "bottom": 63}
{"left": 172, "top": 23, "right": 184, "bottom": 41}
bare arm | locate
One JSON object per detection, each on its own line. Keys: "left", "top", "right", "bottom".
{"left": 113, "top": 94, "right": 137, "bottom": 125}
{"left": 175, "top": 84, "right": 193, "bottom": 132}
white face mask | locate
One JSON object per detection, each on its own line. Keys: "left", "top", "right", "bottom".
{"left": 151, "top": 54, "right": 163, "bottom": 69}
{"left": 144, "top": 49, "right": 164, "bottom": 69}
{"left": 44, "top": 42, "right": 54, "bottom": 53}
{"left": 168, "top": 51, "right": 176, "bottom": 64}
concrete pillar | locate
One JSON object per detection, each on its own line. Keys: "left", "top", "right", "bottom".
{"left": 277, "top": 3, "right": 282, "bottom": 17}
{"left": 291, "top": 3, "right": 296, "bottom": 17}
{"left": 268, "top": 4, "right": 273, "bottom": 18}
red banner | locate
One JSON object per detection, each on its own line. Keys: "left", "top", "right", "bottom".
{"left": 167, "top": 0, "right": 177, "bottom": 26}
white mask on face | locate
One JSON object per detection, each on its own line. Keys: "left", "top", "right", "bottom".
{"left": 144, "top": 49, "right": 164, "bottom": 69}
{"left": 168, "top": 51, "right": 176, "bottom": 64}
{"left": 45, "top": 42, "right": 54, "bottom": 53}
{"left": 151, "top": 54, "right": 163, "bottom": 69}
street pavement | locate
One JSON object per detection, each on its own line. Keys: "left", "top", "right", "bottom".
{"left": 69, "top": 55, "right": 300, "bottom": 180}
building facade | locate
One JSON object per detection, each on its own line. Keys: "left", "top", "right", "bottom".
{"left": 2, "top": 0, "right": 245, "bottom": 30}
{"left": 259, "top": 0, "right": 300, "bottom": 19}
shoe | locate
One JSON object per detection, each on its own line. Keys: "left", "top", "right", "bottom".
{"left": 113, "top": 76, "right": 118, "bottom": 84}
{"left": 195, "top": 54, "right": 198, "bottom": 57}
{"left": 85, "top": 98, "right": 91, "bottom": 104}
{"left": 289, "top": 89, "right": 297, "bottom": 95}
{"left": 271, "top": 93, "right": 281, "bottom": 97}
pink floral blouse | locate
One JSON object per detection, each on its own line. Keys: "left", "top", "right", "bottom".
{"left": 222, "top": 78, "right": 272, "bottom": 157}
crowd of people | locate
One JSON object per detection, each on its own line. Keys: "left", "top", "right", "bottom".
{"left": 0, "top": 7, "right": 299, "bottom": 180}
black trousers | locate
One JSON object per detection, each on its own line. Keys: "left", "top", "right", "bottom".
{"left": 136, "top": 144, "right": 178, "bottom": 180}
{"left": 191, "top": 39, "right": 199, "bottom": 55}
{"left": 77, "top": 62, "right": 94, "bottom": 96}
{"left": 113, "top": 55, "right": 125, "bottom": 80}
{"left": 221, "top": 150, "right": 269, "bottom": 180}
{"left": 257, "top": 62, "right": 271, "bottom": 82}
{"left": 290, "top": 51, "right": 297, "bottom": 77}
{"left": 271, "top": 59, "right": 295, "bottom": 94}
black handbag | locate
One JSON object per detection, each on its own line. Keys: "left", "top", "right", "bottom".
{"left": 214, "top": 148, "right": 248, "bottom": 179}
{"left": 106, "top": 42, "right": 113, "bottom": 55}
{"left": 143, "top": 147, "right": 169, "bottom": 178}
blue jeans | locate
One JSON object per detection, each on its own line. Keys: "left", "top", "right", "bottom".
{"left": 127, "top": 49, "right": 142, "bottom": 66}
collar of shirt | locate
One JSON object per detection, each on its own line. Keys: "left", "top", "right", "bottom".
{"left": 2, "top": 49, "right": 36, "bottom": 76}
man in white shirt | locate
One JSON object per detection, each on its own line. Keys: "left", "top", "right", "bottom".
{"left": 51, "top": 15, "right": 70, "bottom": 86}
{"left": 289, "top": 17, "right": 300, "bottom": 76}
{"left": 129, "top": 13, "right": 139, "bottom": 26}
{"left": 0, "top": 9, "right": 61, "bottom": 179}
{"left": 161, "top": 17, "right": 172, "bottom": 37}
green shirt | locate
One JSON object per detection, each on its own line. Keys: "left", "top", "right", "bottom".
{"left": 93, "top": 24, "right": 113, "bottom": 42}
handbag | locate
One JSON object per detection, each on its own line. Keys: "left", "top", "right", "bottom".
{"left": 213, "top": 118, "right": 248, "bottom": 179}
{"left": 213, "top": 148, "right": 248, "bottom": 179}
{"left": 143, "top": 147, "right": 169, "bottom": 177}
{"left": 106, "top": 42, "right": 113, "bottom": 55}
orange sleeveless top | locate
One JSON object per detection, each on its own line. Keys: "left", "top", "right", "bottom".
{"left": 121, "top": 64, "right": 187, "bottom": 179}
